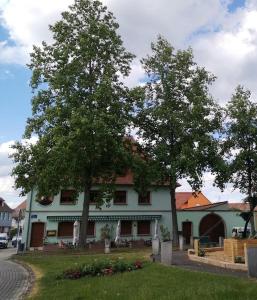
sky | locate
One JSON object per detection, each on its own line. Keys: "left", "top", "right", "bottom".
{"left": 0, "top": 0, "right": 256, "bottom": 208}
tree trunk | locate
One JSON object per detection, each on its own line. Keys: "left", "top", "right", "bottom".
{"left": 243, "top": 213, "right": 251, "bottom": 238}
{"left": 170, "top": 186, "right": 179, "bottom": 246}
{"left": 79, "top": 185, "right": 91, "bottom": 248}
{"left": 249, "top": 201, "right": 256, "bottom": 237}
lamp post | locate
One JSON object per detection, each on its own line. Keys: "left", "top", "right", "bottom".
{"left": 16, "top": 209, "right": 22, "bottom": 254}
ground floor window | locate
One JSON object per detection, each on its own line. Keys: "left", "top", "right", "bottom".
{"left": 120, "top": 221, "right": 132, "bottom": 236}
{"left": 87, "top": 221, "right": 95, "bottom": 236}
{"left": 58, "top": 221, "right": 95, "bottom": 237}
{"left": 58, "top": 222, "right": 73, "bottom": 237}
{"left": 137, "top": 221, "right": 151, "bottom": 235}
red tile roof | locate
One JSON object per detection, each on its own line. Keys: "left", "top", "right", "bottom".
{"left": 14, "top": 200, "right": 26, "bottom": 211}
{"left": 175, "top": 192, "right": 192, "bottom": 209}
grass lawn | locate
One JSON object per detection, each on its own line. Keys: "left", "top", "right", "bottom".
{"left": 15, "top": 249, "right": 257, "bottom": 300}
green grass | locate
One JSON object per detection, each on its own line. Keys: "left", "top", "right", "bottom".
{"left": 15, "top": 250, "right": 257, "bottom": 300}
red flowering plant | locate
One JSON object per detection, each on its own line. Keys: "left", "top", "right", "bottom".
{"left": 58, "top": 259, "right": 144, "bottom": 280}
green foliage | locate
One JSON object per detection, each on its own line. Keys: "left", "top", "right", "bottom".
{"left": 10, "top": 228, "right": 18, "bottom": 239}
{"left": 160, "top": 225, "right": 171, "bottom": 242}
{"left": 198, "top": 248, "right": 205, "bottom": 257}
{"left": 100, "top": 224, "right": 113, "bottom": 240}
{"left": 221, "top": 86, "right": 257, "bottom": 235}
{"left": 134, "top": 36, "right": 222, "bottom": 243}
{"left": 11, "top": 0, "right": 134, "bottom": 246}
{"left": 58, "top": 259, "right": 143, "bottom": 279}
{"left": 234, "top": 256, "right": 245, "bottom": 264}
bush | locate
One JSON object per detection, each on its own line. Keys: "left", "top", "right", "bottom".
{"left": 198, "top": 249, "right": 205, "bottom": 257}
{"left": 58, "top": 259, "right": 144, "bottom": 280}
{"left": 234, "top": 256, "right": 245, "bottom": 264}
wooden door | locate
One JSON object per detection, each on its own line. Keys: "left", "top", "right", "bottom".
{"left": 182, "top": 222, "right": 192, "bottom": 244}
{"left": 30, "top": 222, "right": 45, "bottom": 247}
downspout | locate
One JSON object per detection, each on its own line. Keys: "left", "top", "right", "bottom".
{"left": 26, "top": 188, "right": 33, "bottom": 250}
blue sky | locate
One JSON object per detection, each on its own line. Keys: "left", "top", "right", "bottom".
{"left": 0, "top": 0, "right": 256, "bottom": 207}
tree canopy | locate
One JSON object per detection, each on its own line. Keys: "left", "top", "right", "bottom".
{"left": 11, "top": 0, "right": 135, "bottom": 247}
{"left": 134, "top": 36, "right": 222, "bottom": 243}
{"left": 222, "top": 86, "right": 257, "bottom": 236}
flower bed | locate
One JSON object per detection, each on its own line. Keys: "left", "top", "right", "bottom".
{"left": 58, "top": 259, "right": 143, "bottom": 280}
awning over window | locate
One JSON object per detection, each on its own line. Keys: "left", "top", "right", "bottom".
{"left": 47, "top": 215, "right": 161, "bottom": 222}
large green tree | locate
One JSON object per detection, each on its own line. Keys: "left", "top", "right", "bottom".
{"left": 223, "top": 86, "right": 257, "bottom": 237}
{"left": 134, "top": 36, "right": 222, "bottom": 244}
{"left": 11, "top": 0, "right": 134, "bottom": 247}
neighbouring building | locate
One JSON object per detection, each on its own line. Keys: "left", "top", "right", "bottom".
{"left": 22, "top": 171, "right": 172, "bottom": 249}
{"left": 0, "top": 197, "right": 12, "bottom": 234}
{"left": 177, "top": 201, "right": 246, "bottom": 244}
{"left": 176, "top": 191, "right": 211, "bottom": 209}
{"left": 12, "top": 200, "right": 26, "bottom": 235}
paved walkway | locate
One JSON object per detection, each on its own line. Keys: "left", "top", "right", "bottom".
{"left": 172, "top": 251, "right": 247, "bottom": 278}
{"left": 0, "top": 247, "right": 30, "bottom": 300}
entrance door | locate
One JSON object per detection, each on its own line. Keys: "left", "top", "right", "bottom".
{"left": 182, "top": 222, "right": 192, "bottom": 244}
{"left": 30, "top": 222, "right": 45, "bottom": 247}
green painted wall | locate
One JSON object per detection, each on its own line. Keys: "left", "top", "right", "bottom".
{"left": 22, "top": 186, "right": 172, "bottom": 247}
{"left": 177, "top": 210, "right": 245, "bottom": 238}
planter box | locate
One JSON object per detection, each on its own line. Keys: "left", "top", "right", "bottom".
{"left": 152, "top": 238, "right": 160, "bottom": 255}
{"left": 161, "top": 241, "right": 172, "bottom": 265}
{"left": 224, "top": 239, "right": 257, "bottom": 262}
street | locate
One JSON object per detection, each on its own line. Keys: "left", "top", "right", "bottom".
{"left": 0, "top": 246, "right": 30, "bottom": 300}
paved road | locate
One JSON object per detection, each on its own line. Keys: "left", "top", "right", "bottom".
{"left": 0, "top": 247, "right": 30, "bottom": 300}
{"left": 172, "top": 251, "right": 248, "bottom": 278}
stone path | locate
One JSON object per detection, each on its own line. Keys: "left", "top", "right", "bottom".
{"left": 0, "top": 247, "right": 30, "bottom": 300}
{"left": 172, "top": 251, "right": 247, "bottom": 278}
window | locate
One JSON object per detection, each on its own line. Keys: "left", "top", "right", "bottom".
{"left": 89, "top": 191, "right": 100, "bottom": 204}
{"left": 138, "top": 192, "right": 151, "bottom": 205}
{"left": 60, "top": 190, "right": 76, "bottom": 205}
{"left": 58, "top": 222, "right": 73, "bottom": 237}
{"left": 137, "top": 221, "right": 151, "bottom": 235}
{"left": 87, "top": 221, "right": 95, "bottom": 236}
{"left": 113, "top": 191, "right": 127, "bottom": 204}
{"left": 120, "top": 221, "right": 132, "bottom": 236}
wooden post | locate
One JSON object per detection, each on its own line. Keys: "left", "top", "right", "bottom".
{"left": 231, "top": 240, "right": 235, "bottom": 263}
{"left": 244, "top": 243, "right": 248, "bottom": 266}
{"left": 194, "top": 239, "right": 199, "bottom": 256}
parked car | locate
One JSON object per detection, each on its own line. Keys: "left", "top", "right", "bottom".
{"left": 11, "top": 235, "right": 22, "bottom": 248}
{"left": 0, "top": 233, "right": 8, "bottom": 249}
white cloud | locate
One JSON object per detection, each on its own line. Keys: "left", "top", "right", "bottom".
{"left": 1, "top": 0, "right": 255, "bottom": 203}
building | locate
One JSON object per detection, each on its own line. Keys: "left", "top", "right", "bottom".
{"left": 177, "top": 201, "right": 246, "bottom": 244}
{"left": 176, "top": 191, "right": 211, "bottom": 209}
{"left": 22, "top": 172, "right": 172, "bottom": 249}
{"left": 12, "top": 200, "right": 26, "bottom": 234}
{"left": 0, "top": 197, "right": 12, "bottom": 234}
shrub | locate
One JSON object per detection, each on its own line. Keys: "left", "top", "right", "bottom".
{"left": 234, "top": 256, "right": 245, "bottom": 264}
{"left": 58, "top": 259, "right": 144, "bottom": 280}
{"left": 198, "top": 249, "right": 205, "bottom": 257}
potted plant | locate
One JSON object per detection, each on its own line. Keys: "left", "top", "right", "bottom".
{"left": 100, "top": 224, "right": 112, "bottom": 254}
{"left": 160, "top": 225, "right": 172, "bottom": 265}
